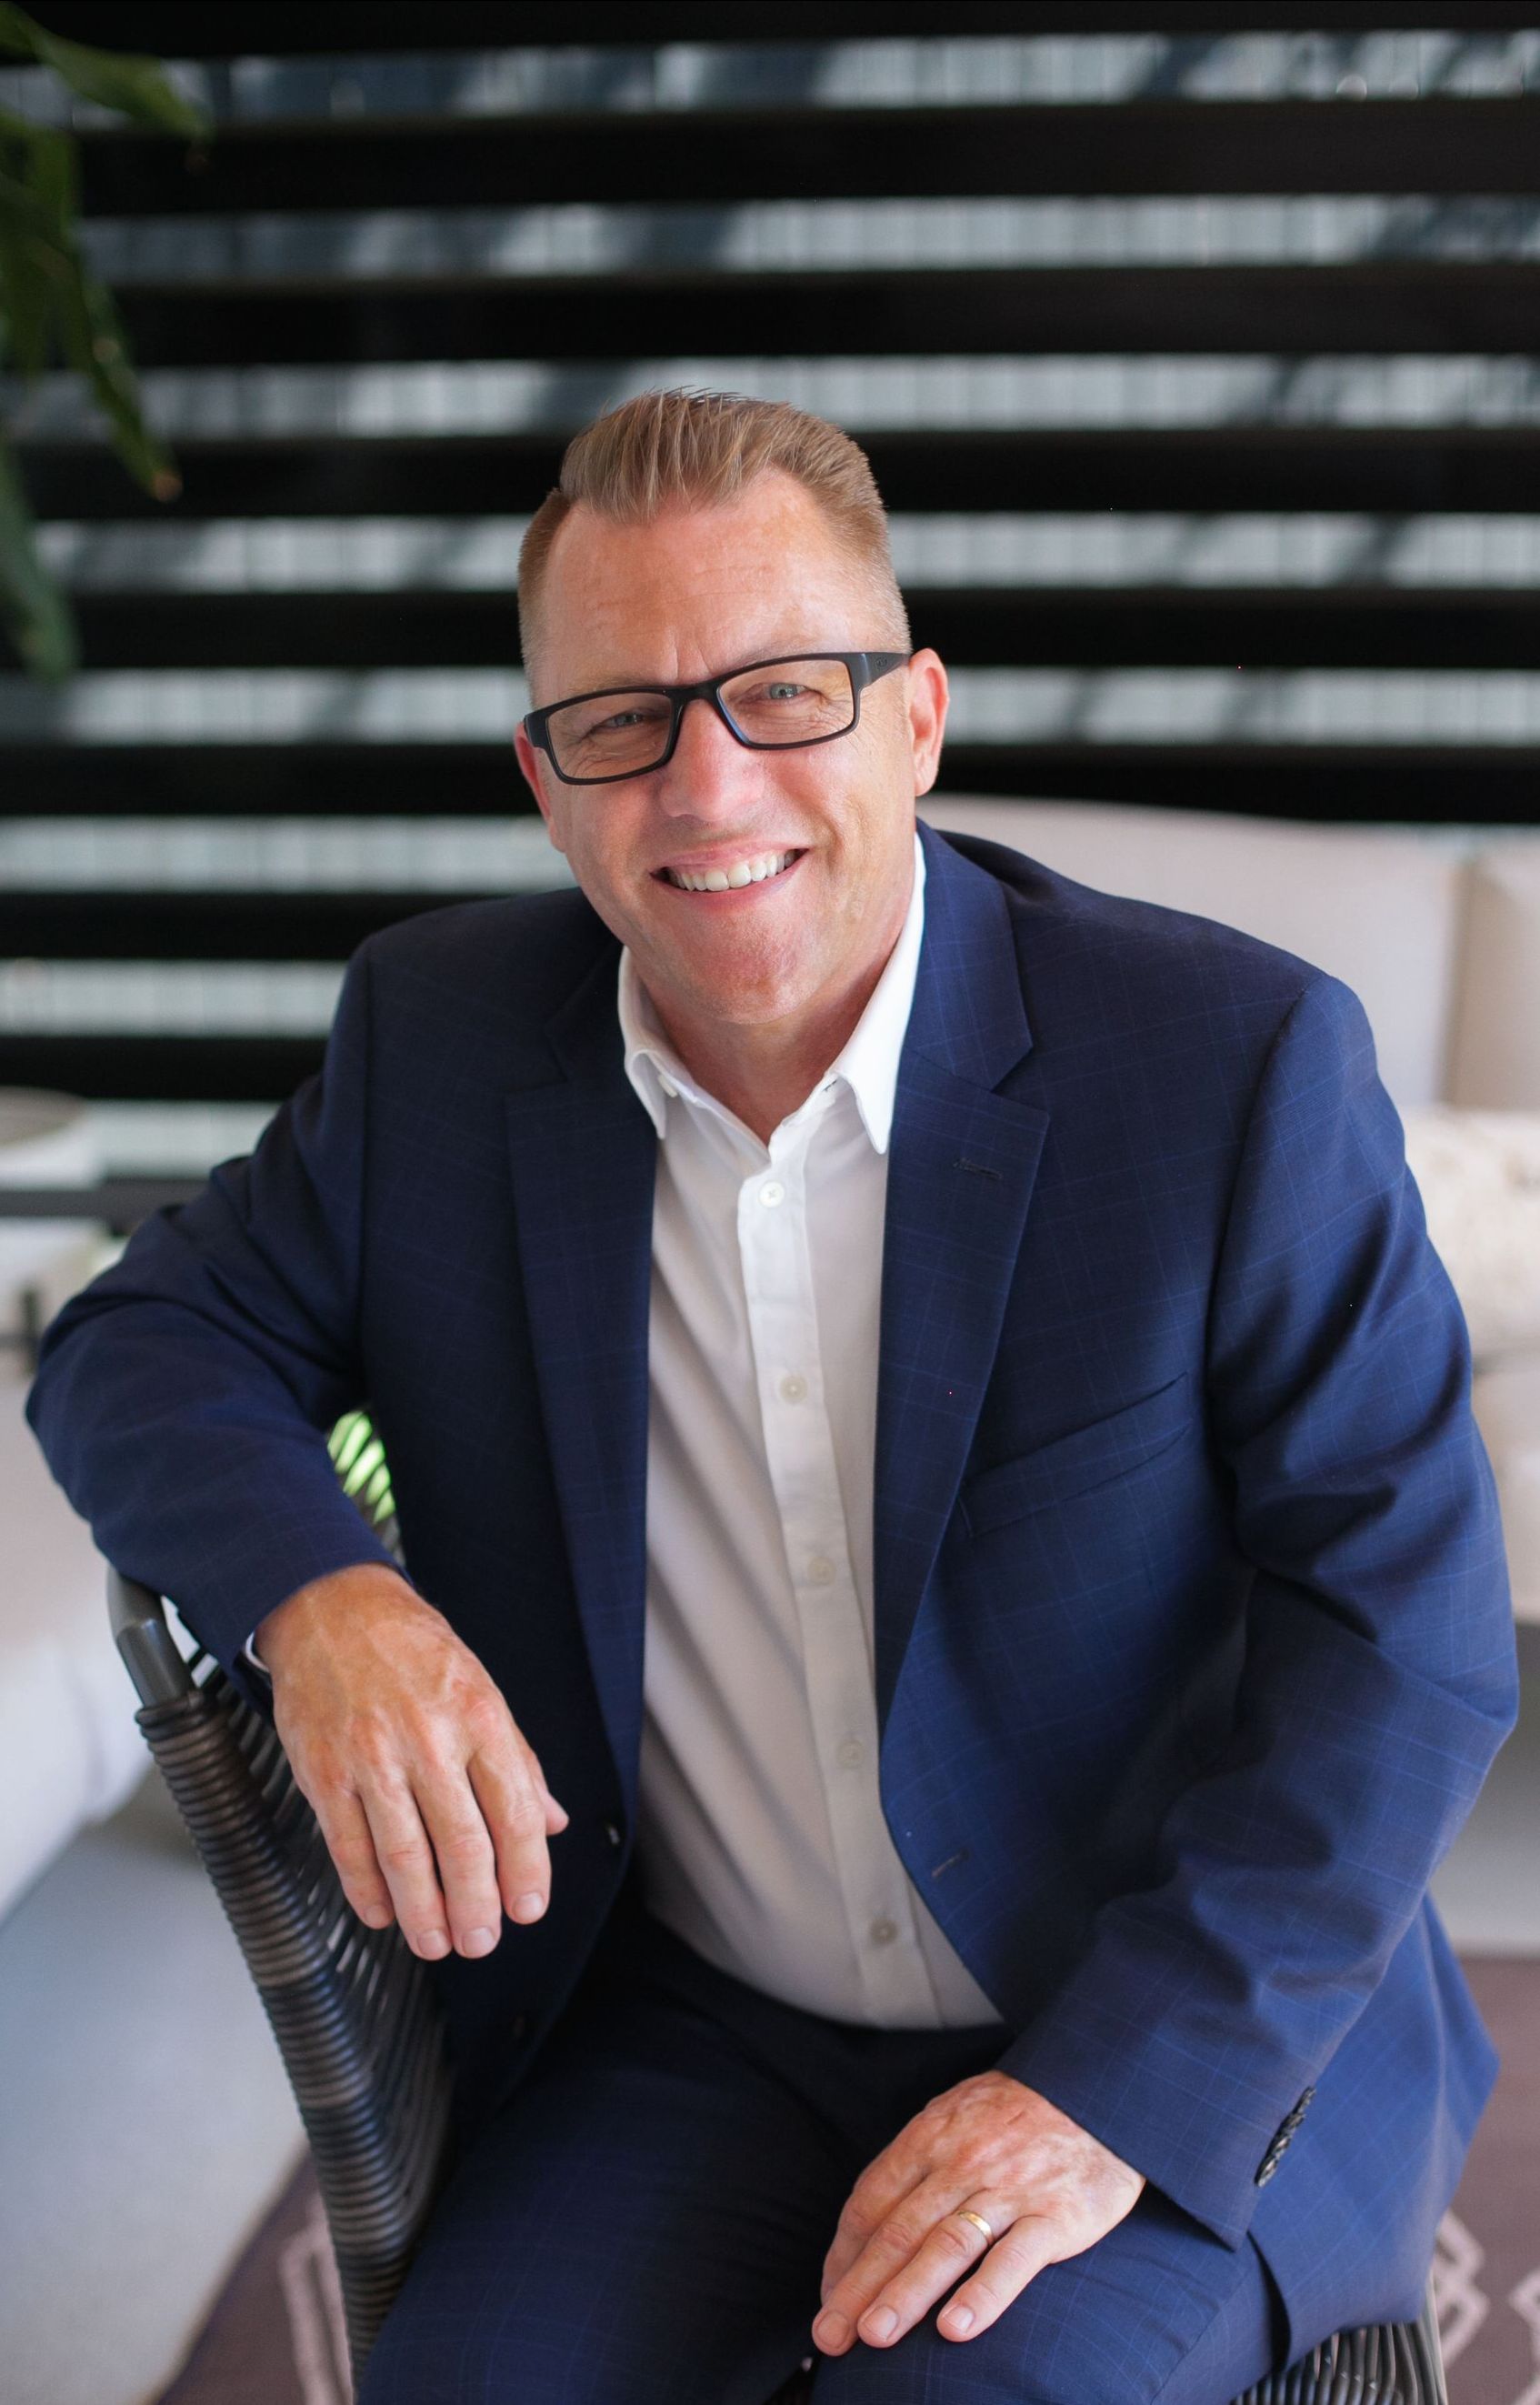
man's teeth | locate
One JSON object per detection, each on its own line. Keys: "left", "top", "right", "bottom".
{"left": 665, "top": 849, "right": 798, "bottom": 893}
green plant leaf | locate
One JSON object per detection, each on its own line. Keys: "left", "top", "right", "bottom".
{"left": 0, "top": 9, "right": 203, "bottom": 676}
{"left": 0, "top": 4, "right": 209, "bottom": 139}
{"left": 0, "top": 425, "right": 76, "bottom": 677}
{"left": 0, "top": 208, "right": 53, "bottom": 380}
{"left": 0, "top": 113, "right": 180, "bottom": 499}
{"left": 0, "top": 117, "right": 77, "bottom": 246}
{"left": 53, "top": 256, "right": 180, "bottom": 494}
{"left": 0, "top": 118, "right": 79, "bottom": 377}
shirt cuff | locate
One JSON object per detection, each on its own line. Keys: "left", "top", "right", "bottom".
{"left": 241, "top": 1632, "right": 274, "bottom": 1682}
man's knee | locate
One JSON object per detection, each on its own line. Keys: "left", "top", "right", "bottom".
{"left": 809, "top": 2278, "right": 1118, "bottom": 2405}
{"left": 810, "top": 2200, "right": 1278, "bottom": 2405}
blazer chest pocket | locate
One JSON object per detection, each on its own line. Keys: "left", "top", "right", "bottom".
{"left": 958, "top": 1370, "right": 1194, "bottom": 1538}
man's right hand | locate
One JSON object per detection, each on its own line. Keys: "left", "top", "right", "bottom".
{"left": 255, "top": 1563, "right": 569, "bottom": 1961}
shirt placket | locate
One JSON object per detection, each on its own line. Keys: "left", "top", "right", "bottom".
{"left": 737, "top": 1100, "right": 939, "bottom": 2021}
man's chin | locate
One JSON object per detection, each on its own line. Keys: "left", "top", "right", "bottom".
{"left": 653, "top": 947, "right": 818, "bottom": 1031}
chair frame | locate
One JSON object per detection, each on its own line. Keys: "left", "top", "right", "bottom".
{"left": 108, "top": 1567, "right": 455, "bottom": 2390}
{"left": 105, "top": 1568, "right": 1452, "bottom": 2405}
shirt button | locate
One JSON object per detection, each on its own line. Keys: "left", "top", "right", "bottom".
{"left": 779, "top": 1372, "right": 808, "bottom": 1403}
{"left": 870, "top": 1917, "right": 898, "bottom": 1946}
{"left": 837, "top": 1736, "right": 865, "bottom": 1768}
{"left": 758, "top": 1179, "right": 785, "bottom": 1208}
{"left": 805, "top": 1556, "right": 835, "bottom": 1585}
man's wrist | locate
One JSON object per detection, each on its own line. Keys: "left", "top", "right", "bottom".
{"left": 255, "top": 1559, "right": 418, "bottom": 1678}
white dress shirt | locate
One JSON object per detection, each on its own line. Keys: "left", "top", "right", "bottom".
{"left": 245, "top": 830, "right": 1003, "bottom": 2031}
{"left": 619, "top": 830, "right": 1003, "bottom": 2029}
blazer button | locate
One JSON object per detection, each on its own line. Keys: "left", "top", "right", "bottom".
{"left": 511, "top": 2014, "right": 528, "bottom": 2040}
{"left": 1254, "top": 2129, "right": 1290, "bottom": 2185}
{"left": 605, "top": 1822, "right": 622, "bottom": 1846}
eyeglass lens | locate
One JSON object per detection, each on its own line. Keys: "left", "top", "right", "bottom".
{"left": 544, "top": 656, "right": 857, "bottom": 779}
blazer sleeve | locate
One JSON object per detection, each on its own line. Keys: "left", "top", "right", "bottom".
{"left": 25, "top": 940, "right": 400, "bottom": 1715}
{"left": 992, "top": 970, "right": 1519, "bottom": 2249}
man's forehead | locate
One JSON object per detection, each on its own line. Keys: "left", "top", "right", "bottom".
{"left": 537, "top": 490, "right": 869, "bottom": 689}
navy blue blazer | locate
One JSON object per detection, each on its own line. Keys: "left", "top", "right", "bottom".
{"left": 28, "top": 817, "right": 1518, "bottom": 2364}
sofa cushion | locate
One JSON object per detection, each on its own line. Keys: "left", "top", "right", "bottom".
{"left": 0, "top": 1372, "right": 147, "bottom": 1925}
{"left": 1401, "top": 1108, "right": 1540, "bottom": 1364}
{"left": 1471, "top": 1362, "right": 1540, "bottom": 1628}
{"left": 0, "top": 1088, "right": 105, "bottom": 1343}
{"left": 1446, "top": 838, "right": 1540, "bottom": 1108}
{"left": 921, "top": 796, "right": 1466, "bottom": 1109}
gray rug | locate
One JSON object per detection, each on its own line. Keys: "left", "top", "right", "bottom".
{"left": 155, "top": 1957, "right": 1540, "bottom": 2405}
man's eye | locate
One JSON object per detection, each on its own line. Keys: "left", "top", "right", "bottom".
{"left": 763, "top": 682, "right": 807, "bottom": 702}
{"left": 574, "top": 707, "right": 652, "bottom": 738}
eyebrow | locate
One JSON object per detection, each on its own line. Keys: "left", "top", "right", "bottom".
{"left": 547, "top": 646, "right": 837, "bottom": 697}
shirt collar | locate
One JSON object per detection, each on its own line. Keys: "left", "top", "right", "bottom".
{"left": 618, "top": 827, "right": 926, "bottom": 1156}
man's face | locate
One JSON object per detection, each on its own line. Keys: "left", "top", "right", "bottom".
{"left": 514, "top": 470, "right": 947, "bottom": 1042}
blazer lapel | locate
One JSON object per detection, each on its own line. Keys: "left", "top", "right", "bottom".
{"left": 873, "top": 821, "right": 1050, "bottom": 1745}
{"left": 505, "top": 934, "right": 656, "bottom": 1820}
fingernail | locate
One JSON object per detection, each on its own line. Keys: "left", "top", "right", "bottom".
{"left": 465, "top": 1926, "right": 498, "bottom": 1955}
{"left": 514, "top": 1891, "right": 545, "bottom": 1920}
{"left": 814, "top": 2312, "right": 847, "bottom": 2347}
{"left": 863, "top": 2307, "right": 897, "bottom": 2340}
{"left": 417, "top": 1930, "right": 449, "bottom": 1959}
{"left": 945, "top": 2305, "right": 975, "bottom": 2334}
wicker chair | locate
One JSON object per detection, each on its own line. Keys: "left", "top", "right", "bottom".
{"left": 105, "top": 1423, "right": 1451, "bottom": 2405}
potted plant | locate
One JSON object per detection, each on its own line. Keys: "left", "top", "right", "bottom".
{"left": 0, "top": 2, "right": 208, "bottom": 677}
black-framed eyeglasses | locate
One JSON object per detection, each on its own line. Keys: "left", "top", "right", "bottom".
{"left": 523, "top": 650, "right": 911, "bottom": 787}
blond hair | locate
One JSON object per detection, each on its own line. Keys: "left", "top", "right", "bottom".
{"left": 517, "top": 387, "right": 909, "bottom": 692}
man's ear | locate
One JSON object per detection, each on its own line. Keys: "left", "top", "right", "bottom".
{"left": 514, "top": 726, "right": 565, "bottom": 848}
{"left": 905, "top": 648, "right": 949, "bottom": 801}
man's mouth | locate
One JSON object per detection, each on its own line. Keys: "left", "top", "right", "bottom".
{"left": 655, "top": 847, "right": 805, "bottom": 894}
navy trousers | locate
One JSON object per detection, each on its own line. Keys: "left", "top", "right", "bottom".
{"left": 359, "top": 1877, "right": 1287, "bottom": 2405}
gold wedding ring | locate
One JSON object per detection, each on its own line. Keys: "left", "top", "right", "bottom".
{"left": 955, "top": 2209, "right": 995, "bottom": 2242}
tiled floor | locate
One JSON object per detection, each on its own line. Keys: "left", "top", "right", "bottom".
{"left": 0, "top": 1768, "right": 304, "bottom": 2405}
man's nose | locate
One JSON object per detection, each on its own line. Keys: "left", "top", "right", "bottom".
{"left": 653, "top": 694, "right": 763, "bottom": 813}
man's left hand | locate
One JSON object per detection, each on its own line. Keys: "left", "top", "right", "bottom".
{"left": 811, "top": 2070, "right": 1145, "bottom": 2355}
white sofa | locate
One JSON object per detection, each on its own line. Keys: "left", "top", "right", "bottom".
{"left": 1, "top": 1094, "right": 145, "bottom": 1929}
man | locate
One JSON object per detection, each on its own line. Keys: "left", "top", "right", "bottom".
{"left": 28, "top": 390, "right": 1516, "bottom": 2405}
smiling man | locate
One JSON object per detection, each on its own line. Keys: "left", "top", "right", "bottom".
{"left": 514, "top": 428, "right": 935, "bottom": 1147}
{"left": 27, "top": 391, "right": 1516, "bottom": 2405}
